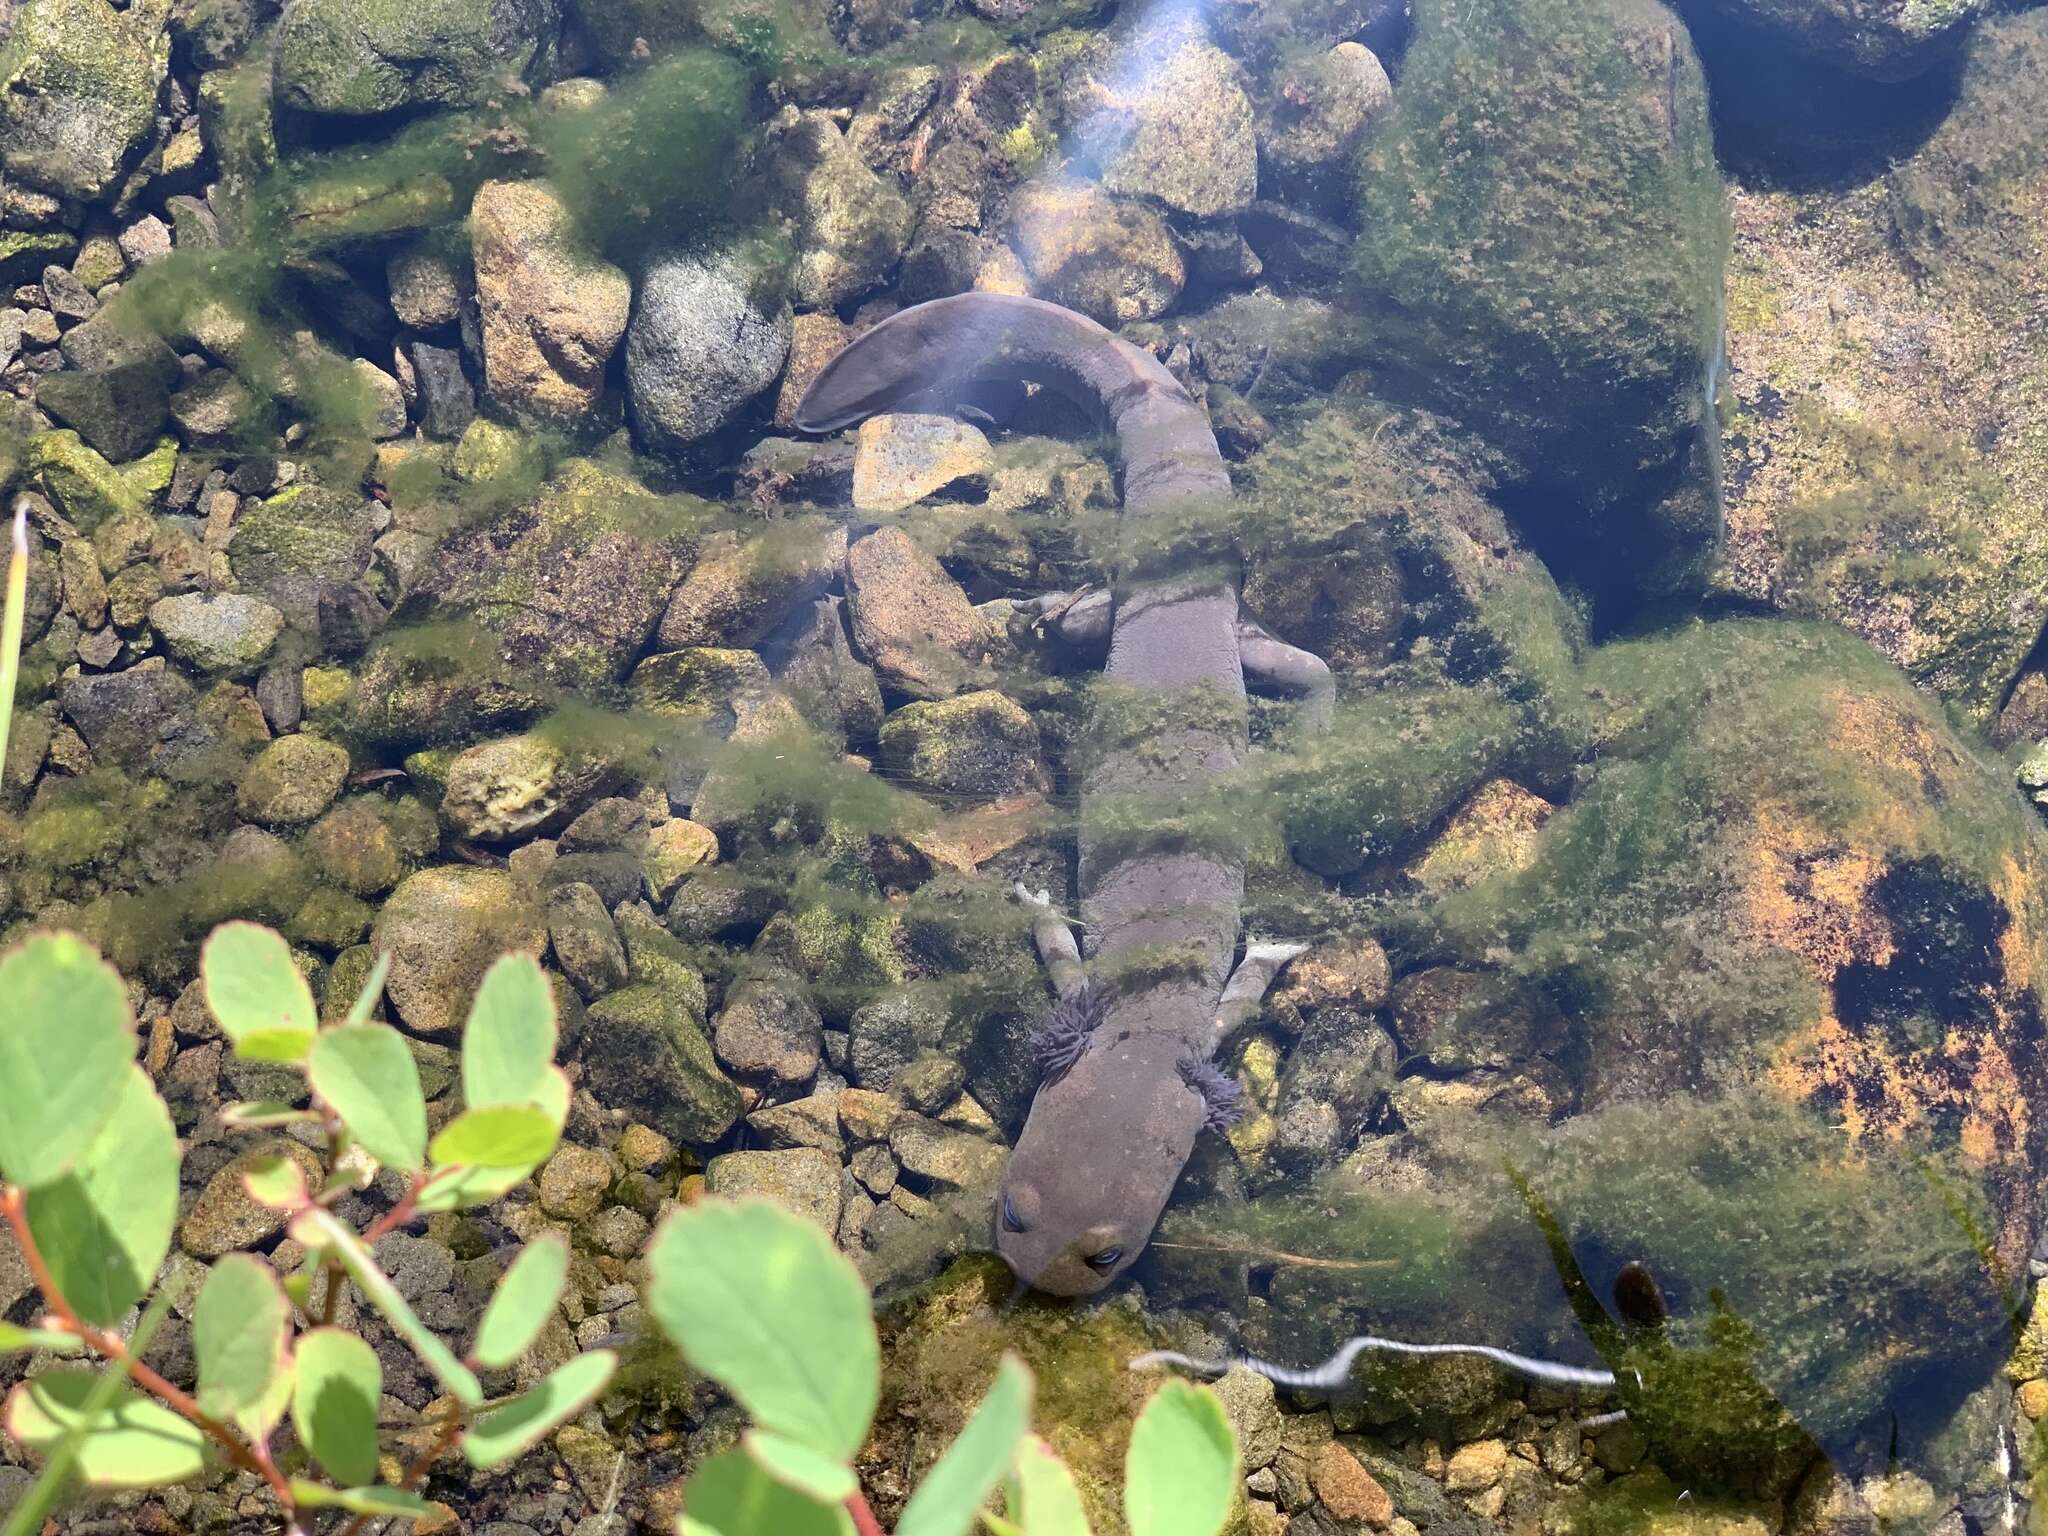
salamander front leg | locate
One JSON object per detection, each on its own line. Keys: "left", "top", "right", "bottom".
{"left": 1238, "top": 617, "right": 1334, "bottom": 733}
{"left": 1213, "top": 939, "right": 1311, "bottom": 1049}
{"left": 1013, "top": 882, "right": 1098, "bottom": 1082}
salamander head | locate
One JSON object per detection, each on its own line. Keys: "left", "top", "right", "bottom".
{"left": 996, "top": 1032, "right": 1205, "bottom": 1296}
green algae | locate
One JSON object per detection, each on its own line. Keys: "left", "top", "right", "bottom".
{"left": 1350, "top": 0, "right": 1730, "bottom": 610}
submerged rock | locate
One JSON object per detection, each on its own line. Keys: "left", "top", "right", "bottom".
{"left": 878, "top": 691, "right": 1043, "bottom": 803}
{"left": 372, "top": 866, "right": 548, "bottom": 1036}
{"left": 0, "top": 0, "right": 170, "bottom": 202}
{"left": 1714, "top": 7, "right": 2048, "bottom": 727}
{"left": 1082, "top": 17, "right": 1259, "bottom": 219}
{"left": 470, "top": 179, "right": 632, "bottom": 424}
{"left": 1351, "top": 0, "right": 1730, "bottom": 610}
{"left": 767, "top": 109, "right": 915, "bottom": 310}
{"left": 626, "top": 247, "right": 793, "bottom": 450}
{"left": 843, "top": 527, "right": 990, "bottom": 700}
{"left": 1674, "top": 0, "right": 1990, "bottom": 80}
{"left": 441, "top": 730, "right": 623, "bottom": 843}
{"left": 149, "top": 592, "right": 285, "bottom": 676}
{"left": 1007, "top": 182, "right": 1186, "bottom": 327}
{"left": 237, "top": 734, "right": 350, "bottom": 826}
{"left": 852, "top": 414, "right": 995, "bottom": 514}
{"left": 274, "top": 0, "right": 559, "bottom": 116}
{"left": 579, "top": 984, "right": 742, "bottom": 1145}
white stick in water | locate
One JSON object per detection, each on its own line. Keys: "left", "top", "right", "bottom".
{"left": 1131, "top": 1336, "right": 1620, "bottom": 1394}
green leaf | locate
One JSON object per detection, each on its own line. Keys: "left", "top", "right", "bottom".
{"left": 0, "top": 1323, "right": 80, "bottom": 1354}
{"left": 898, "top": 1354, "right": 1033, "bottom": 1536}
{"left": 25, "top": 1065, "right": 180, "bottom": 1328}
{"left": 1124, "top": 1382, "right": 1239, "bottom": 1536}
{"left": 647, "top": 1200, "right": 879, "bottom": 1463}
{"left": 194, "top": 1254, "right": 289, "bottom": 1421}
{"left": 675, "top": 1450, "right": 855, "bottom": 1536}
{"left": 1007, "top": 1438, "right": 1090, "bottom": 1536}
{"left": 202, "top": 922, "right": 317, "bottom": 1062}
{"left": 744, "top": 1431, "right": 857, "bottom": 1504}
{"left": 0, "top": 932, "right": 135, "bottom": 1189}
{"left": 429, "top": 1103, "right": 558, "bottom": 1169}
{"left": 471, "top": 1233, "right": 569, "bottom": 1369}
{"left": 290, "top": 1480, "right": 433, "bottom": 1516}
{"left": 460, "top": 1349, "right": 616, "bottom": 1469}
{"left": 413, "top": 1161, "right": 535, "bottom": 1214}
{"left": 292, "top": 1326, "right": 383, "bottom": 1487}
{"left": 0, "top": 1287, "right": 178, "bottom": 1536}
{"left": 221, "top": 1101, "right": 318, "bottom": 1129}
{"left": 242, "top": 1154, "right": 310, "bottom": 1210}
{"left": 292, "top": 1206, "right": 482, "bottom": 1406}
{"left": 4, "top": 1369, "right": 208, "bottom": 1488}
{"left": 308, "top": 1022, "right": 428, "bottom": 1171}
{"left": 342, "top": 951, "right": 392, "bottom": 1026}
{"left": 462, "top": 953, "right": 557, "bottom": 1107}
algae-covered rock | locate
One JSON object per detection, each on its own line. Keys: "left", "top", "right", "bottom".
{"left": 656, "top": 524, "right": 844, "bottom": 652}
{"left": 844, "top": 527, "right": 989, "bottom": 701}
{"left": 372, "top": 865, "right": 548, "bottom": 1036}
{"left": 149, "top": 592, "right": 284, "bottom": 675}
{"left": 626, "top": 246, "right": 793, "bottom": 451}
{"left": 37, "top": 311, "right": 183, "bottom": 463}
{"left": 1254, "top": 42, "right": 1391, "bottom": 209}
{"left": 878, "top": 691, "right": 1044, "bottom": 803}
{"left": 1351, "top": 0, "right": 1730, "bottom": 609}
{"left": 1715, "top": 9, "right": 2048, "bottom": 727}
{"left": 228, "top": 486, "right": 378, "bottom": 628}
{"left": 441, "top": 730, "right": 623, "bottom": 843}
{"left": 25, "top": 431, "right": 154, "bottom": 527}
{"left": 1080, "top": 15, "right": 1258, "bottom": 219}
{"left": 1675, "top": 0, "right": 1988, "bottom": 80}
{"left": 470, "top": 178, "right": 632, "bottom": 425}
{"left": 274, "top": 0, "right": 559, "bottom": 116}
{"left": 579, "top": 983, "right": 743, "bottom": 1144}
{"left": 0, "top": 0, "right": 170, "bottom": 202}
{"left": 704, "top": 1148, "right": 842, "bottom": 1233}
{"left": 767, "top": 108, "right": 914, "bottom": 310}
{"left": 404, "top": 459, "right": 695, "bottom": 692}
{"left": 1226, "top": 620, "right": 2048, "bottom": 1485}
{"left": 1007, "top": 181, "right": 1185, "bottom": 327}
{"left": 237, "top": 734, "right": 350, "bottom": 826}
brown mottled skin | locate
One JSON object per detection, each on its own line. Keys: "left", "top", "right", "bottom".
{"left": 797, "top": 294, "right": 1263, "bottom": 1295}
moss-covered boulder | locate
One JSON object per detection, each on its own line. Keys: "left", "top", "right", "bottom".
{"left": 1714, "top": 9, "right": 2048, "bottom": 729}
{"left": 879, "top": 691, "right": 1044, "bottom": 803}
{"left": 1082, "top": 14, "right": 1259, "bottom": 219}
{"left": 401, "top": 459, "right": 696, "bottom": 693}
{"left": 578, "top": 983, "right": 743, "bottom": 1145}
{"left": 440, "top": 729, "right": 624, "bottom": 843}
{"left": 767, "top": 108, "right": 914, "bottom": 310}
{"left": 23, "top": 431, "right": 165, "bottom": 528}
{"left": 227, "top": 485, "right": 379, "bottom": 627}
{"left": 1674, "top": 0, "right": 1989, "bottom": 80}
{"left": 274, "top": 0, "right": 559, "bottom": 117}
{"left": 0, "top": 0, "right": 170, "bottom": 202}
{"left": 1197, "top": 620, "right": 2048, "bottom": 1488}
{"left": 1350, "top": 0, "right": 1730, "bottom": 610}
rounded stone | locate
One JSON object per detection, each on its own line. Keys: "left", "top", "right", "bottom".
{"left": 180, "top": 1140, "right": 324, "bottom": 1257}
{"left": 1089, "top": 22, "right": 1258, "bottom": 217}
{"left": 149, "top": 591, "right": 284, "bottom": 676}
{"left": 1007, "top": 181, "right": 1186, "bottom": 326}
{"left": 236, "top": 734, "right": 351, "bottom": 827}
{"left": 703, "top": 1147, "right": 842, "bottom": 1234}
{"left": 626, "top": 247, "right": 792, "bottom": 450}
{"left": 371, "top": 866, "right": 548, "bottom": 1036}
{"left": 539, "top": 1143, "right": 617, "bottom": 1221}
{"left": 876, "top": 690, "right": 1043, "bottom": 802}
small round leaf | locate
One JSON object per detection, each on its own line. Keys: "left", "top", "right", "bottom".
{"left": 646, "top": 1199, "right": 879, "bottom": 1462}
{"left": 471, "top": 1233, "right": 569, "bottom": 1369}
{"left": 678, "top": 1450, "right": 856, "bottom": 1536}
{"left": 429, "top": 1103, "right": 558, "bottom": 1169}
{"left": 308, "top": 1022, "right": 428, "bottom": 1171}
{"left": 460, "top": 1349, "right": 617, "bottom": 1469}
{"left": 0, "top": 932, "right": 135, "bottom": 1189}
{"left": 194, "top": 1254, "right": 289, "bottom": 1420}
{"left": 5, "top": 1370, "right": 208, "bottom": 1489}
{"left": 293, "top": 1327, "right": 382, "bottom": 1488}
{"left": 202, "top": 922, "right": 317, "bottom": 1062}
{"left": 462, "top": 953, "right": 557, "bottom": 1108}
{"left": 1124, "top": 1381, "right": 1239, "bottom": 1536}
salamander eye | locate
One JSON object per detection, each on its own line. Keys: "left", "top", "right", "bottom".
{"left": 1001, "top": 1194, "right": 1027, "bottom": 1233}
{"left": 1084, "top": 1247, "right": 1122, "bottom": 1272}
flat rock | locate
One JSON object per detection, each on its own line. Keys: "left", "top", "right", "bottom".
{"left": 704, "top": 1147, "right": 842, "bottom": 1234}
{"left": 371, "top": 866, "right": 548, "bottom": 1036}
{"left": 149, "top": 591, "right": 284, "bottom": 675}
{"left": 852, "top": 414, "right": 994, "bottom": 513}
{"left": 236, "top": 734, "right": 351, "bottom": 826}
{"left": 843, "top": 527, "right": 987, "bottom": 700}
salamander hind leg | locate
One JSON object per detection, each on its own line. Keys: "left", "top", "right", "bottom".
{"left": 1237, "top": 616, "right": 1334, "bottom": 733}
{"left": 1213, "top": 939, "right": 1312, "bottom": 1047}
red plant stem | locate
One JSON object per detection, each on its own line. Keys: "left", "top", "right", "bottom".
{"left": 0, "top": 1186, "right": 298, "bottom": 1512}
{"left": 848, "top": 1491, "right": 887, "bottom": 1536}
{"left": 359, "top": 1172, "right": 429, "bottom": 1245}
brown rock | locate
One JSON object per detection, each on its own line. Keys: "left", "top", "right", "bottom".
{"left": 852, "top": 413, "right": 995, "bottom": 512}
{"left": 1008, "top": 181, "right": 1185, "bottom": 325}
{"left": 1312, "top": 1442, "right": 1393, "bottom": 1527}
{"left": 773, "top": 311, "right": 850, "bottom": 429}
{"left": 470, "top": 180, "right": 632, "bottom": 423}
{"left": 844, "top": 526, "right": 988, "bottom": 699}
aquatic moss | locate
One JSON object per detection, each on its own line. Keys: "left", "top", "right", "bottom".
{"left": 1351, "top": 0, "right": 1731, "bottom": 609}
